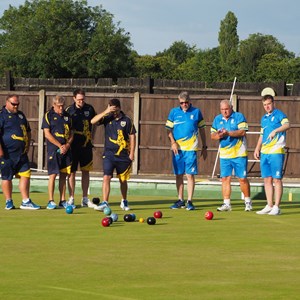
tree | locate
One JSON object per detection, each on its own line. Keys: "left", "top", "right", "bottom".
{"left": 176, "top": 48, "right": 220, "bottom": 82}
{"left": 0, "top": 0, "right": 134, "bottom": 78}
{"left": 238, "top": 33, "right": 294, "bottom": 82}
{"left": 134, "top": 55, "right": 163, "bottom": 79}
{"left": 157, "top": 41, "right": 196, "bottom": 65}
{"left": 256, "top": 53, "right": 300, "bottom": 83}
{"left": 218, "top": 11, "right": 239, "bottom": 81}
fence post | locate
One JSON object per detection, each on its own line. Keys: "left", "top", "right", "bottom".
{"left": 5, "top": 70, "right": 13, "bottom": 91}
{"left": 38, "top": 90, "right": 45, "bottom": 171}
{"left": 132, "top": 92, "right": 140, "bottom": 175}
{"left": 232, "top": 94, "right": 238, "bottom": 111}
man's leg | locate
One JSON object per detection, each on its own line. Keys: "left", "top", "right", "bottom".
{"left": 19, "top": 176, "right": 30, "bottom": 199}
{"left": 59, "top": 172, "right": 68, "bottom": 201}
{"left": 120, "top": 179, "right": 128, "bottom": 200}
{"left": 2, "top": 180, "right": 13, "bottom": 200}
{"left": 186, "top": 174, "right": 195, "bottom": 201}
{"left": 273, "top": 178, "right": 283, "bottom": 207}
{"left": 68, "top": 172, "right": 76, "bottom": 199}
{"left": 239, "top": 178, "right": 251, "bottom": 198}
{"left": 264, "top": 176, "right": 274, "bottom": 207}
{"left": 81, "top": 170, "right": 90, "bottom": 198}
{"left": 222, "top": 176, "right": 232, "bottom": 200}
{"left": 176, "top": 174, "right": 184, "bottom": 200}
{"left": 48, "top": 174, "right": 57, "bottom": 200}
{"left": 102, "top": 175, "right": 112, "bottom": 202}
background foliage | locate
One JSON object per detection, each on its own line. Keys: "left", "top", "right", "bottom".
{"left": 0, "top": 1, "right": 299, "bottom": 82}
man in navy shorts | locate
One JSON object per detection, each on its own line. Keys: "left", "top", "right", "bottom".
{"left": 0, "top": 94, "right": 40, "bottom": 210}
{"left": 42, "top": 95, "right": 74, "bottom": 210}
{"left": 66, "top": 89, "right": 96, "bottom": 208}
{"left": 91, "top": 98, "right": 136, "bottom": 211}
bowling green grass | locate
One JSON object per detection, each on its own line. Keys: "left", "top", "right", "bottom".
{"left": 0, "top": 192, "right": 300, "bottom": 300}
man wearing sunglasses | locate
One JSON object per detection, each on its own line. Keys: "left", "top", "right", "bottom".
{"left": 166, "top": 91, "right": 207, "bottom": 210}
{"left": 0, "top": 94, "right": 40, "bottom": 210}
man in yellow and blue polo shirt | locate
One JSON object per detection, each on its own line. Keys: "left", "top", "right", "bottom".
{"left": 211, "top": 99, "right": 252, "bottom": 212}
{"left": 166, "top": 91, "right": 207, "bottom": 211}
{"left": 254, "top": 94, "right": 290, "bottom": 215}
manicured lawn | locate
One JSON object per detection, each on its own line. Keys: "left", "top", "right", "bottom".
{"left": 1, "top": 193, "right": 299, "bottom": 300}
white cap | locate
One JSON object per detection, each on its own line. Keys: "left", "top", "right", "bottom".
{"left": 261, "top": 87, "right": 276, "bottom": 97}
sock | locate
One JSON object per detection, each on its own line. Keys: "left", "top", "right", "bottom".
{"left": 244, "top": 197, "right": 251, "bottom": 203}
{"left": 22, "top": 198, "right": 30, "bottom": 203}
{"left": 224, "top": 199, "right": 231, "bottom": 206}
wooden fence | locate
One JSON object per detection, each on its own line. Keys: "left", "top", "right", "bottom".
{"left": 0, "top": 91, "right": 299, "bottom": 177}
{"left": 1, "top": 73, "right": 300, "bottom": 96}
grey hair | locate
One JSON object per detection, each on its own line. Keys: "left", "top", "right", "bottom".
{"left": 178, "top": 91, "right": 190, "bottom": 102}
{"left": 220, "top": 99, "right": 232, "bottom": 108}
{"left": 52, "top": 95, "right": 65, "bottom": 105}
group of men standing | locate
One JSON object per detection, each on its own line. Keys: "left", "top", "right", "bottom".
{"left": 0, "top": 90, "right": 136, "bottom": 211}
{"left": 0, "top": 90, "right": 290, "bottom": 215}
{"left": 166, "top": 91, "right": 290, "bottom": 215}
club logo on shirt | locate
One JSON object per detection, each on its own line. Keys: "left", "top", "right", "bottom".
{"left": 190, "top": 115, "right": 194, "bottom": 120}
{"left": 84, "top": 111, "right": 90, "bottom": 117}
{"left": 271, "top": 116, "right": 275, "bottom": 122}
{"left": 121, "top": 121, "right": 126, "bottom": 127}
{"left": 18, "top": 114, "right": 24, "bottom": 119}
{"left": 64, "top": 116, "right": 69, "bottom": 121}
{"left": 231, "top": 119, "right": 235, "bottom": 124}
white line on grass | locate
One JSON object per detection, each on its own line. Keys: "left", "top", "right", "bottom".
{"left": 41, "top": 285, "right": 137, "bottom": 300}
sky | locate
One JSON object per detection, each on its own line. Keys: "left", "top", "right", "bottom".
{"left": 0, "top": 0, "right": 299, "bottom": 56}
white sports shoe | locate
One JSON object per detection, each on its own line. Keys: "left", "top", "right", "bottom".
{"left": 68, "top": 197, "right": 75, "bottom": 206}
{"left": 245, "top": 202, "right": 253, "bottom": 212}
{"left": 81, "top": 197, "right": 97, "bottom": 208}
{"left": 256, "top": 205, "right": 272, "bottom": 215}
{"left": 217, "top": 203, "right": 232, "bottom": 211}
{"left": 94, "top": 201, "right": 109, "bottom": 211}
{"left": 268, "top": 206, "right": 281, "bottom": 215}
{"left": 120, "top": 199, "right": 130, "bottom": 211}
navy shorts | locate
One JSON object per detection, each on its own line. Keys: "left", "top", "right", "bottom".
{"left": 71, "top": 145, "right": 93, "bottom": 172}
{"left": 0, "top": 154, "right": 31, "bottom": 180}
{"left": 47, "top": 150, "right": 72, "bottom": 175}
{"left": 103, "top": 154, "right": 132, "bottom": 182}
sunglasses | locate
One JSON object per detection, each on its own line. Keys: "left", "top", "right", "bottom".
{"left": 180, "top": 101, "right": 189, "bottom": 105}
{"left": 9, "top": 100, "right": 20, "bottom": 107}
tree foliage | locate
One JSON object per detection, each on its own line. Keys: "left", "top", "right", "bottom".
{"left": 238, "top": 33, "right": 294, "bottom": 82}
{"left": 256, "top": 53, "right": 300, "bottom": 83}
{"left": 0, "top": 0, "right": 134, "bottom": 78}
{"left": 0, "top": 4, "right": 298, "bottom": 84}
{"left": 218, "top": 11, "right": 239, "bottom": 80}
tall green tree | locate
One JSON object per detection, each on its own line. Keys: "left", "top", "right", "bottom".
{"left": 0, "top": 0, "right": 134, "bottom": 78}
{"left": 218, "top": 11, "right": 239, "bottom": 81}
